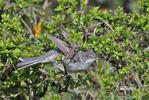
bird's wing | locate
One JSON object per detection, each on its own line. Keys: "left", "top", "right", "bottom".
{"left": 46, "top": 33, "right": 73, "bottom": 55}
{"left": 60, "top": 24, "right": 71, "bottom": 40}
{"left": 60, "top": 24, "right": 77, "bottom": 51}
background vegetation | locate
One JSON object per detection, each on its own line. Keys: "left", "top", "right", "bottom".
{"left": 0, "top": 0, "right": 149, "bottom": 99}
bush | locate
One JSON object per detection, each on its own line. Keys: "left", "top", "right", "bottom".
{"left": 0, "top": 0, "right": 149, "bottom": 99}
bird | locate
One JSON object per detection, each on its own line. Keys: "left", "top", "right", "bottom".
{"left": 17, "top": 25, "right": 97, "bottom": 72}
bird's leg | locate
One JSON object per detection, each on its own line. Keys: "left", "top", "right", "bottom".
{"left": 53, "top": 63, "right": 64, "bottom": 72}
{"left": 62, "top": 61, "right": 68, "bottom": 76}
{"left": 62, "top": 54, "right": 71, "bottom": 76}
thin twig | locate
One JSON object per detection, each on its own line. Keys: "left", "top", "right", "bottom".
{"left": 143, "top": 46, "right": 149, "bottom": 52}
{"left": 7, "top": 89, "right": 25, "bottom": 98}
{"left": 103, "top": 20, "right": 114, "bottom": 31}
{"left": 54, "top": 63, "right": 65, "bottom": 72}
{"left": 87, "top": 70, "right": 100, "bottom": 88}
{"left": 37, "top": 77, "right": 49, "bottom": 86}
{"left": 20, "top": 18, "right": 33, "bottom": 35}
{"left": 93, "top": 27, "right": 97, "bottom": 35}
{"left": 42, "top": 0, "right": 49, "bottom": 10}
{"left": 131, "top": 70, "right": 149, "bottom": 94}
{"left": 31, "top": 6, "right": 37, "bottom": 25}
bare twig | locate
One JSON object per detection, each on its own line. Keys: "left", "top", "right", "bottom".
{"left": 6, "top": 89, "right": 25, "bottom": 98}
{"left": 54, "top": 63, "right": 65, "bottom": 72}
{"left": 93, "top": 27, "right": 97, "bottom": 35}
{"left": 3, "top": 32, "right": 6, "bottom": 43}
{"left": 42, "top": 0, "right": 49, "bottom": 10}
{"left": 131, "top": 70, "right": 149, "bottom": 94}
{"left": 37, "top": 77, "right": 49, "bottom": 86}
{"left": 87, "top": 70, "right": 100, "bottom": 88}
{"left": 31, "top": 6, "right": 37, "bottom": 25}
{"left": 143, "top": 46, "right": 149, "bottom": 52}
{"left": 103, "top": 20, "right": 114, "bottom": 31}
{"left": 20, "top": 18, "right": 33, "bottom": 35}
{"left": 84, "top": 91, "right": 96, "bottom": 100}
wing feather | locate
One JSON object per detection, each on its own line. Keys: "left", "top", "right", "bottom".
{"left": 46, "top": 33, "right": 72, "bottom": 55}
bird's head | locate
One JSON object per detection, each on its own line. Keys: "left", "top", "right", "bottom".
{"left": 80, "top": 50, "right": 97, "bottom": 65}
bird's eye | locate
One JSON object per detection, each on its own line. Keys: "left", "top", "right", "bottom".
{"left": 87, "top": 55, "right": 92, "bottom": 59}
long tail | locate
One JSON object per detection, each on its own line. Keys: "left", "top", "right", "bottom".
{"left": 17, "top": 57, "right": 41, "bottom": 70}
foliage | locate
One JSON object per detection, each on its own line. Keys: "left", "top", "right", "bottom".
{"left": 0, "top": 0, "right": 149, "bottom": 100}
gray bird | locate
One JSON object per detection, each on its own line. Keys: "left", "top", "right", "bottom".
{"left": 17, "top": 25, "right": 97, "bottom": 72}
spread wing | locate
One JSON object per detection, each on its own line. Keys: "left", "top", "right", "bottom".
{"left": 60, "top": 24, "right": 77, "bottom": 50}
{"left": 60, "top": 24, "right": 71, "bottom": 40}
{"left": 46, "top": 33, "right": 73, "bottom": 55}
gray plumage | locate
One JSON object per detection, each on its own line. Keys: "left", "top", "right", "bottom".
{"left": 17, "top": 49, "right": 97, "bottom": 71}
{"left": 17, "top": 49, "right": 60, "bottom": 70}
{"left": 17, "top": 25, "right": 97, "bottom": 72}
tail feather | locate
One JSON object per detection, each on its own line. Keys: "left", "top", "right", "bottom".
{"left": 19, "top": 57, "right": 38, "bottom": 61}
{"left": 17, "top": 61, "right": 40, "bottom": 70}
{"left": 17, "top": 57, "right": 41, "bottom": 70}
